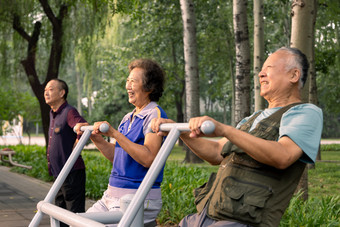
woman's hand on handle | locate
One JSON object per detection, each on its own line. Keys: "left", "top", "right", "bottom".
{"left": 92, "top": 121, "right": 116, "bottom": 138}
{"left": 150, "top": 118, "right": 176, "bottom": 136}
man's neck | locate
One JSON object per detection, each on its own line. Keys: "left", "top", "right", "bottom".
{"left": 268, "top": 98, "right": 302, "bottom": 108}
{"left": 50, "top": 100, "right": 66, "bottom": 112}
{"left": 267, "top": 89, "right": 302, "bottom": 108}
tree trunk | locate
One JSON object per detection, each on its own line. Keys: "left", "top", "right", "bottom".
{"left": 230, "top": 53, "right": 236, "bottom": 127}
{"left": 253, "top": 0, "right": 266, "bottom": 112}
{"left": 13, "top": 1, "right": 67, "bottom": 147}
{"left": 290, "top": 0, "right": 317, "bottom": 201}
{"left": 290, "top": 0, "right": 316, "bottom": 101}
{"left": 233, "top": 0, "right": 251, "bottom": 124}
{"left": 180, "top": 0, "right": 202, "bottom": 163}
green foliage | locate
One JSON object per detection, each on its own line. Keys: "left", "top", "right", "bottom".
{"left": 263, "top": 0, "right": 291, "bottom": 50}
{"left": 0, "top": 87, "right": 19, "bottom": 122}
{"left": 82, "top": 150, "right": 112, "bottom": 199}
{"left": 309, "top": 152, "right": 340, "bottom": 198}
{"left": 314, "top": 0, "right": 340, "bottom": 137}
{"left": 0, "top": 145, "right": 53, "bottom": 182}
{"left": 321, "top": 144, "right": 340, "bottom": 152}
{"left": 321, "top": 111, "right": 340, "bottom": 138}
{"left": 159, "top": 162, "right": 218, "bottom": 224}
{"left": 2, "top": 0, "right": 339, "bottom": 136}
{"left": 0, "top": 88, "right": 40, "bottom": 136}
{"left": 280, "top": 194, "right": 340, "bottom": 227}
{"left": 88, "top": 73, "right": 132, "bottom": 127}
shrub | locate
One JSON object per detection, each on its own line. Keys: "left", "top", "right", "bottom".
{"left": 280, "top": 193, "right": 340, "bottom": 226}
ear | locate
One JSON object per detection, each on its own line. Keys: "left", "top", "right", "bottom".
{"left": 59, "top": 89, "right": 66, "bottom": 99}
{"left": 290, "top": 69, "right": 301, "bottom": 84}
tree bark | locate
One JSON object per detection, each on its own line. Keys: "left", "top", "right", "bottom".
{"left": 180, "top": 0, "right": 202, "bottom": 163}
{"left": 290, "top": 0, "right": 317, "bottom": 201}
{"left": 253, "top": 0, "right": 266, "bottom": 112}
{"left": 233, "top": 0, "right": 251, "bottom": 124}
{"left": 290, "top": 0, "right": 316, "bottom": 101}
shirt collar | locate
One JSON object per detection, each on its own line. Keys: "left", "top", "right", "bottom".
{"left": 130, "top": 101, "right": 158, "bottom": 120}
{"left": 51, "top": 101, "right": 67, "bottom": 118}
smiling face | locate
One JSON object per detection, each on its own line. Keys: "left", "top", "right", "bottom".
{"left": 125, "top": 67, "right": 151, "bottom": 108}
{"left": 44, "top": 80, "right": 65, "bottom": 109}
{"left": 258, "top": 50, "right": 297, "bottom": 102}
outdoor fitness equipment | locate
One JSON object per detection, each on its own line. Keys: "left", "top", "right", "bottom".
{"left": 29, "top": 120, "right": 215, "bottom": 227}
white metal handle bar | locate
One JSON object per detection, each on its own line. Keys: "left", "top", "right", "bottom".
{"left": 73, "top": 123, "right": 110, "bottom": 133}
{"left": 157, "top": 120, "right": 215, "bottom": 135}
{"left": 30, "top": 122, "right": 109, "bottom": 227}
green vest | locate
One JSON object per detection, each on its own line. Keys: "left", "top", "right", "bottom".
{"left": 194, "top": 103, "right": 306, "bottom": 227}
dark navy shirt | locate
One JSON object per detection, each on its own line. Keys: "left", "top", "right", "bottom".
{"left": 47, "top": 102, "right": 87, "bottom": 177}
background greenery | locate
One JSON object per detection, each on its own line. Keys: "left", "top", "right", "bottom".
{"left": 1, "top": 0, "right": 339, "bottom": 138}
{"left": 1, "top": 144, "right": 339, "bottom": 226}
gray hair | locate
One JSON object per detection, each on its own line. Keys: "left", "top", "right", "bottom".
{"left": 277, "top": 47, "right": 309, "bottom": 89}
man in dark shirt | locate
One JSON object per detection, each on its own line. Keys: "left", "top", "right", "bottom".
{"left": 44, "top": 79, "right": 87, "bottom": 226}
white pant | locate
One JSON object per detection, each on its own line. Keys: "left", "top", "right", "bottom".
{"left": 87, "top": 186, "right": 162, "bottom": 226}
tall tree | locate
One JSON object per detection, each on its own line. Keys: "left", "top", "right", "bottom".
{"left": 290, "top": 0, "right": 317, "bottom": 201}
{"left": 291, "top": 0, "right": 317, "bottom": 102}
{"left": 253, "top": 0, "right": 266, "bottom": 111}
{"left": 1, "top": 0, "right": 111, "bottom": 146}
{"left": 11, "top": 0, "right": 67, "bottom": 146}
{"left": 180, "top": 0, "right": 202, "bottom": 163}
{"left": 233, "top": 0, "right": 251, "bottom": 124}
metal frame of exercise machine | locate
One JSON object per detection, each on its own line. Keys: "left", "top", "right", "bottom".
{"left": 29, "top": 121, "right": 215, "bottom": 227}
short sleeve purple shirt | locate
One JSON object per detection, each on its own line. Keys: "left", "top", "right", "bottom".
{"left": 47, "top": 102, "right": 87, "bottom": 177}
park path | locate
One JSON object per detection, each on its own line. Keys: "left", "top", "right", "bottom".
{"left": 0, "top": 136, "right": 96, "bottom": 149}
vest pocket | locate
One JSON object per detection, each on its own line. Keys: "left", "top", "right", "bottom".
{"left": 210, "top": 175, "right": 273, "bottom": 224}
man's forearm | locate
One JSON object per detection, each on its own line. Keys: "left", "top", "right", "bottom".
{"left": 179, "top": 132, "right": 223, "bottom": 165}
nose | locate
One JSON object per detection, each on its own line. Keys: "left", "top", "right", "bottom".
{"left": 258, "top": 70, "right": 266, "bottom": 78}
{"left": 126, "top": 81, "right": 131, "bottom": 90}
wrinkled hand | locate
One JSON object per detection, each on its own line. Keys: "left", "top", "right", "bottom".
{"left": 74, "top": 122, "right": 90, "bottom": 135}
{"left": 150, "top": 118, "right": 176, "bottom": 136}
{"left": 92, "top": 121, "right": 115, "bottom": 137}
{"left": 188, "top": 116, "right": 218, "bottom": 138}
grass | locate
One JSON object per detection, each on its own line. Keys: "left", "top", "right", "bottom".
{"left": 0, "top": 144, "right": 339, "bottom": 226}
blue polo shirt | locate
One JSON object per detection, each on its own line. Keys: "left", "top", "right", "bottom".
{"left": 47, "top": 102, "right": 87, "bottom": 177}
{"left": 109, "top": 102, "right": 168, "bottom": 189}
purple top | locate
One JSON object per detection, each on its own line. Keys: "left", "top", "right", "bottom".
{"left": 47, "top": 102, "right": 87, "bottom": 177}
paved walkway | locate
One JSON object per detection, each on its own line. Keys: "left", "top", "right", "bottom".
{"left": 0, "top": 136, "right": 97, "bottom": 149}
{"left": 0, "top": 165, "right": 95, "bottom": 227}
